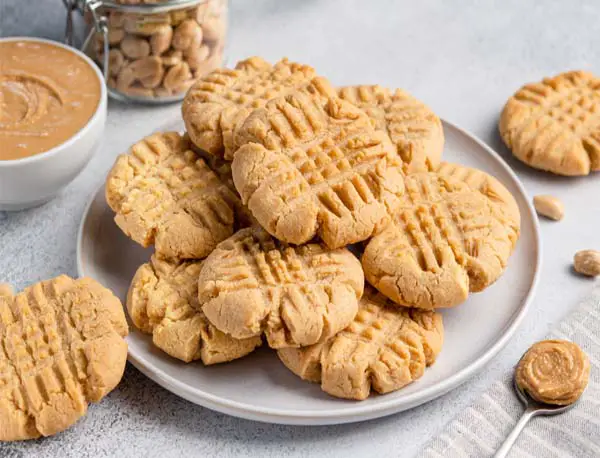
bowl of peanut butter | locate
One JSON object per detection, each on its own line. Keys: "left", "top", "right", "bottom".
{"left": 0, "top": 37, "right": 107, "bottom": 211}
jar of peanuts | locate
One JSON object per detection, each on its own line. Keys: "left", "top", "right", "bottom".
{"left": 83, "top": 0, "right": 227, "bottom": 103}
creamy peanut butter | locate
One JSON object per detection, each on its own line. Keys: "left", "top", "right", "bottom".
{"left": 0, "top": 40, "right": 101, "bottom": 160}
{"left": 516, "top": 339, "right": 590, "bottom": 406}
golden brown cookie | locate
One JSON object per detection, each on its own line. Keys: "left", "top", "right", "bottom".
{"left": 436, "top": 162, "right": 520, "bottom": 248}
{"left": 0, "top": 276, "right": 128, "bottom": 441}
{"left": 106, "top": 131, "right": 239, "bottom": 259}
{"left": 338, "top": 85, "right": 444, "bottom": 173}
{"left": 187, "top": 138, "right": 257, "bottom": 228}
{"left": 182, "top": 56, "right": 334, "bottom": 159}
{"left": 189, "top": 141, "right": 236, "bottom": 193}
{"left": 499, "top": 70, "right": 600, "bottom": 176}
{"left": 277, "top": 287, "right": 443, "bottom": 400}
{"left": 232, "top": 92, "right": 405, "bottom": 248}
{"left": 198, "top": 227, "right": 364, "bottom": 349}
{"left": 362, "top": 172, "right": 517, "bottom": 309}
{"left": 127, "top": 255, "right": 261, "bottom": 364}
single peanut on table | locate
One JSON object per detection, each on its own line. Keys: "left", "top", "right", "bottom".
{"left": 574, "top": 250, "right": 600, "bottom": 277}
{"left": 533, "top": 195, "right": 564, "bottom": 221}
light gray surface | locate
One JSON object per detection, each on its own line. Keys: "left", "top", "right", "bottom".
{"left": 1, "top": 0, "right": 600, "bottom": 456}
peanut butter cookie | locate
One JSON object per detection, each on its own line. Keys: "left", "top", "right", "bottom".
{"left": 500, "top": 70, "right": 600, "bottom": 176}
{"left": 198, "top": 227, "right": 364, "bottom": 349}
{"left": 436, "top": 162, "right": 521, "bottom": 248}
{"left": 106, "top": 131, "right": 239, "bottom": 259}
{"left": 338, "top": 85, "right": 444, "bottom": 173}
{"left": 182, "top": 56, "right": 334, "bottom": 159}
{"left": 362, "top": 172, "right": 517, "bottom": 309}
{"left": 0, "top": 276, "right": 128, "bottom": 441}
{"left": 516, "top": 340, "right": 590, "bottom": 405}
{"left": 127, "top": 255, "right": 261, "bottom": 364}
{"left": 277, "top": 287, "right": 443, "bottom": 400}
{"left": 187, "top": 137, "right": 257, "bottom": 228}
{"left": 232, "top": 92, "right": 405, "bottom": 248}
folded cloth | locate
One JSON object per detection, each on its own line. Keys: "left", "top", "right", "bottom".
{"left": 420, "top": 282, "right": 600, "bottom": 458}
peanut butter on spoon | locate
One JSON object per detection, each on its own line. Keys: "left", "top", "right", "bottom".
{"left": 516, "top": 339, "right": 590, "bottom": 406}
{"left": 495, "top": 340, "right": 590, "bottom": 458}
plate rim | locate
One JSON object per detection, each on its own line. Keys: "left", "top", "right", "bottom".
{"left": 76, "top": 119, "right": 542, "bottom": 425}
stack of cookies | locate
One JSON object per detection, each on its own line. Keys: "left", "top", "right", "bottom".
{"left": 105, "top": 56, "right": 522, "bottom": 401}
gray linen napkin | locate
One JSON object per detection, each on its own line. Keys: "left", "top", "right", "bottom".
{"left": 420, "top": 282, "right": 600, "bottom": 458}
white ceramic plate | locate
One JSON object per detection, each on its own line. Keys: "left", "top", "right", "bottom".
{"left": 77, "top": 120, "right": 541, "bottom": 425}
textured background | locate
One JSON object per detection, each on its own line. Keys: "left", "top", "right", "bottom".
{"left": 2, "top": 0, "right": 600, "bottom": 456}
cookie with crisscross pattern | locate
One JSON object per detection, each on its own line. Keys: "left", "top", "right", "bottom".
{"left": 362, "top": 172, "right": 517, "bottom": 309}
{"left": 500, "top": 70, "right": 600, "bottom": 176}
{"left": 277, "top": 287, "right": 443, "bottom": 400}
{"left": 187, "top": 138, "right": 258, "bottom": 228}
{"left": 232, "top": 92, "right": 405, "bottom": 248}
{"left": 436, "top": 162, "right": 520, "bottom": 249}
{"left": 0, "top": 276, "right": 128, "bottom": 441}
{"left": 182, "top": 56, "right": 334, "bottom": 159}
{"left": 106, "top": 131, "right": 239, "bottom": 259}
{"left": 198, "top": 227, "right": 364, "bottom": 349}
{"left": 127, "top": 255, "right": 261, "bottom": 364}
{"left": 338, "top": 85, "right": 444, "bottom": 173}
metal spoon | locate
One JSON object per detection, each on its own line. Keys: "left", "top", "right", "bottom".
{"left": 494, "top": 367, "right": 579, "bottom": 458}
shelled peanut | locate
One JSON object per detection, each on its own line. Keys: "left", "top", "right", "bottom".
{"left": 95, "top": 0, "right": 227, "bottom": 99}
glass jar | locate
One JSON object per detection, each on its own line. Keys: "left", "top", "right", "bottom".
{"left": 84, "top": 0, "right": 227, "bottom": 103}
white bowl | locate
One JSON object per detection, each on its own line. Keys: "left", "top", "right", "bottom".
{"left": 0, "top": 37, "right": 107, "bottom": 211}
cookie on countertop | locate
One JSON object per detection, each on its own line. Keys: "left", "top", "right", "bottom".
{"left": 278, "top": 287, "right": 443, "bottom": 400}
{"left": 499, "top": 70, "right": 600, "bottom": 176}
{"left": 338, "top": 85, "right": 444, "bottom": 173}
{"left": 198, "top": 227, "right": 364, "bottom": 349}
{"left": 0, "top": 276, "right": 128, "bottom": 441}
{"left": 232, "top": 91, "right": 406, "bottom": 248}
{"left": 127, "top": 255, "right": 261, "bottom": 364}
{"left": 182, "top": 56, "right": 335, "bottom": 159}
{"left": 362, "top": 171, "right": 517, "bottom": 310}
{"left": 106, "top": 131, "right": 239, "bottom": 260}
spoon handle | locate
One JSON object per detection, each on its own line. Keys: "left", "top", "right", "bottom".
{"left": 494, "top": 408, "right": 536, "bottom": 458}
